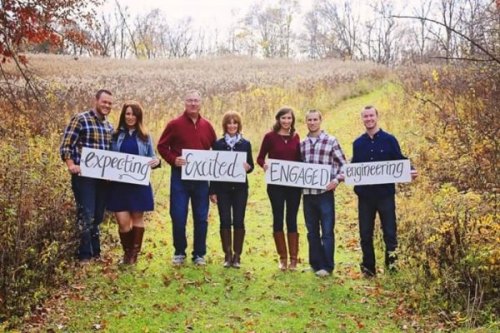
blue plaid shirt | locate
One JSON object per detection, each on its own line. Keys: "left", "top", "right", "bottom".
{"left": 60, "top": 110, "right": 113, "bottom": 165}
{"left": 300, "top": 131, "right": 347, "bottom": 195}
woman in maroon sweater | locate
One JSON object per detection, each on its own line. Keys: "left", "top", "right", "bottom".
{"left": 257, "top": 107, "right": 302, "bottom": 271}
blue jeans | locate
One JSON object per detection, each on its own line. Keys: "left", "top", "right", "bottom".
{"left": 303, "top": 191, "right": 335, "bottom": 272}
{"left": 71, "top": 175, "right": 108, "bottom": 260}
{"left": 170, "top": 168, "right": 209, "bottom": 259}
{"left": 216, "top": 187, "right": 248, "bottom": 230}
{"left": 358, "top": 195, "right": 397, "bottom": 272}
{"left": 267, "top": 184, "right": 301, "bottom": 233}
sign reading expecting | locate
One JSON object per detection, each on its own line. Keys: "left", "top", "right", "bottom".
{"left": 181, "top": 149, "right": 247, "bottom": 183}
{"left": 265, "top": 159, "right": 331, "bottom": 189}
{"left": 343, "top": 159, "right": 411, "bottom": 186}
{"left": 80, "top": 147, "right": 152, "bottom": 185}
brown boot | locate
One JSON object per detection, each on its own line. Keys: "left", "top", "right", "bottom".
{"left": 220, "top": 229, "right": 232, "bottom": 268}
{"left": 287, "top": 232, "right": 299, "bottom": 271}
{"left": 129, "top": 227, "right": 145, "bottom": 264}
{"left": 119, "top": 229, "right": 134, "bottom": 264}
{"left": 232, "top": 228, "right": 245, "bottom": 269}
{"left": 273, "top": 231, "right": 287, "bottom": 271}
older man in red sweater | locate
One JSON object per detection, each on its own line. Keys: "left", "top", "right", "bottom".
{"left": 157, "top": 90, "right": 216, "bottom": 266}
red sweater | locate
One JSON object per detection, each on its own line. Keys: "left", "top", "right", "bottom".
{"left": 157, "top": 112, "right": 216, "bottom": 166}
{"left": 257, "top": 131, "right": 301, "bottom": 167}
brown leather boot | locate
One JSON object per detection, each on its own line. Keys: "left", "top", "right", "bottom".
{"left": 129, "top": 227, "right": 145, "bottom": 264}
{"left": 287, "top": 232, "right": 299, "bottom": 271}
{"left": 273, "top": 231, "right": 287, "bottom": 271}
{"left": 119, "top": 229, "right": 134, "bottom": 264}
{"left": 220, "top": 229, "right": 232, "bottom": 268}
{"left": 232, "top": 228, "right": 245, "bottom": 269}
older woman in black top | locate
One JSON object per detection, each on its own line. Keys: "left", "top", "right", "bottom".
{"left": 209, "top": 111, "right": 254, "bottom": 268}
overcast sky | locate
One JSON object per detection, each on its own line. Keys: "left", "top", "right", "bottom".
{"left": 100, "top": 0, "right": 316, "bottom": 30}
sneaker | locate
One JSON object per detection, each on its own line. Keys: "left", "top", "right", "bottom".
{"left": 172, "top": 255, "right": 186, "bottom": 266}
{"left": 193, "top": 256, "right": 206, "bottom": 266}
{"left": 78, "top": 259, "right": 91, "bottom": 267}
{"left": 315, "top": 269, "right": 330, "bottom": 277}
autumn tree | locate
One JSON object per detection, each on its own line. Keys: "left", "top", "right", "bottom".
{"left": 0, "top": 0, "right": 102, "bottom": 113}
{"left": 243, "top": 0, "right": 299, "bottom": 58}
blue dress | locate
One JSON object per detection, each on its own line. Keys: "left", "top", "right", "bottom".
{"left": 107, "top": 131, "right": 154, "bottom": 212}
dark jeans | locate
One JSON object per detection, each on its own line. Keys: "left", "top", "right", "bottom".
{"left": 170, "top": 168, "right": 209, "bottom": 259}
{"left": 266, "top": 184, "right": 301, "bottom": 233}
{"left": 216, "top": 187, "right": 248, "bottom": 230}
{"left": 358, "top": 195, "right": 397, "bottom": 272}
{"left": 71, "top": 175, "right": 108, "bottom": 260}
{"left": 303, "top": 191, "right": 335, "bottom": 272}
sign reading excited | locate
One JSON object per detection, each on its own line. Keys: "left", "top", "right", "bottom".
{"left": 80, "top": 147, "right": 152, "bottom": 185}
{"left": 181, "top": 149, "right": 247, "bottom": 183}
{"left": 343, "top": 159, "right": 412, "bottom": 185}
{"left": 265, "top": 159, "right": 331, "bottom": 189}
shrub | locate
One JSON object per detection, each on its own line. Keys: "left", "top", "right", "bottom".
{"left": 396, "top": 63, "right": 499, "bottom": 327}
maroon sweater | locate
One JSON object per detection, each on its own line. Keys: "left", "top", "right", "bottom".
{"left": 257, "top": 131, "right": 301, "bottom": 167}
{"left": 157, "top": 112, "right": 216, "bottom": 166}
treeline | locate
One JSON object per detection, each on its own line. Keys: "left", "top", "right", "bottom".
{"left": 22, "top": 0, "right": 499, "bottom": 64}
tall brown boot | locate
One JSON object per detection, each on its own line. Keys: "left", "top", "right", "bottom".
{"left": 119, "top": 229, "right": 134, "bottom": 264}
{"left": 273, "top": 231, "right": 288, "bottom": 271}
{"left": 232, "top": 229, "right": 245, "bottom": 269}
{"left": 287, "top": 232, "right": 299, "bottom": 271}
{"left": 129, "top": 226, "right": 145, "bottom": 264}
{"left": 220, "top": 229, "right": 232, "bottom": 268}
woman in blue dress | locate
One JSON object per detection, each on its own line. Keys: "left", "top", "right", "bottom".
{"left": 209, "top": 111, "right": 254, "bottom": 268}
{"left": 108, "top": 101, "right": 160, "bottom": 264}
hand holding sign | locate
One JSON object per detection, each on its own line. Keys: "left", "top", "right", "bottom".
{"left": 80, "top": 147, "right": 152, "bottom": 185}
{"left": 181, "top": 149, "right": 247, "bottom": 183}
{"left": 265, "top": 159, "right": 331, "bottom": 190}
{"left": 343, "top": 160, "right": 412, "bottom": 186}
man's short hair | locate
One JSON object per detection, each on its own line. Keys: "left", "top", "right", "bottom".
{"left": 305, "top": 109, "right": 322, "bottom": 120}
{"left": 362, "top": 105, "right": 378, "bottom": 116}
{"left": 185, "top": 89, "right": 202, "bottom": 100}
{"left": 96, "top": 89, "right": 112, "bottom": 100}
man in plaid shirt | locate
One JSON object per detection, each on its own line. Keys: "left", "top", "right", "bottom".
{"left": 300, "top": 109, "right": 347, "bottom": 277}
{"left": 60, "top": 89, "right": 114, "bottom": 263}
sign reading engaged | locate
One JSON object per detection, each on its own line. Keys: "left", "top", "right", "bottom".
{"left": 80, "top": 147, "right": 152, "bottom": 185}
{"left": 265, "top": 159, "right": 331, "bottom": 189}
{"left": 181, "top": 149, "right": 247, "bottom": 183}
{"left": 343, "top": 159, "right": 412, "bottom": 186}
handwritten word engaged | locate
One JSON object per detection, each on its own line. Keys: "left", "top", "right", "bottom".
{"left": 80, "top": 148, "right": 152, "bottom": 185}
{"left": 265, "top": 159, "right": 331, "bottom": 189}
{"left": 181, "top": 149, "right": 247, "bottom": 183}
{"left": 343, "top": 160, "right": 412, "bottom": 186}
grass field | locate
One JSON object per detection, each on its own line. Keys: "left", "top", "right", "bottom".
{"left": 25, "top": 82, "right": 426, "bottom": 333}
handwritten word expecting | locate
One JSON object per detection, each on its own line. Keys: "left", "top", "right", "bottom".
{"left": 80, "top": 148, "right": 152, "bottom": 185}
{"left": 343, "top": 160, "right": 411, "bottom": 186}
{"left": 265, "top": 159, "right": 331, "bottom": 189}
{"left": 181, "top": 149, "right": 247, "bottom": 183}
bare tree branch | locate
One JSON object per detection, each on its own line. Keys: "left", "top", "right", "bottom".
{"left": 392, "top": 15, "right": 500, "bottom": 64}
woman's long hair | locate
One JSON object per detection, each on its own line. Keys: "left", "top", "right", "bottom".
{"left": 114, "top": 101, "right": 149, "bottom": 142}
{"left": 272, "top": 107, "right": 296, "bottom": 136}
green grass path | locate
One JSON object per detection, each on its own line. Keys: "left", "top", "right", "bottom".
{"left": 39, "top": 85, "right": 411, "bottom": 332}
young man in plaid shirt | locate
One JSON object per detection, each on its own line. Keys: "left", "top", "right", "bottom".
{"left": 300, "top": 109, "right": 347, "bottom": 277}
{"left": 60, "top": 89, "right": 114, "bottom": 264}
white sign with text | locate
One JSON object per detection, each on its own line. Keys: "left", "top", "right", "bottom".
{"left": 181, "top": 149, "right": 247, "bottom": 183}
{"left": 80, "top": 147, "right": 152, "bottom": 185}
{"left": 265, "top": 158, "right": 331, "bottom": 189}
{"left": 343, "top": 159, "right": 412, "bottom": 186}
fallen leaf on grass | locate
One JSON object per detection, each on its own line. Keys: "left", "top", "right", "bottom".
{"left": 162, "top": 274, "right": 175, "bottom": 287}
